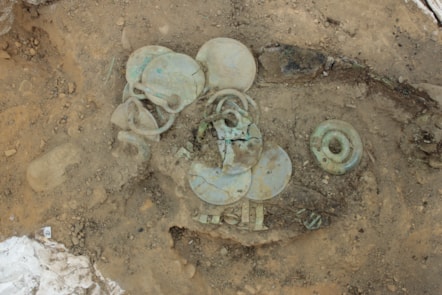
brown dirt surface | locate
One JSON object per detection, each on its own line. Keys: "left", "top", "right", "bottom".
{"left": 1, "top": 0, "right": 441, "bottom": 294}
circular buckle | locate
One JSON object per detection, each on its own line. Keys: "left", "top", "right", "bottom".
{"left": 126, "top": 97, "right": 176, "bottom": 136}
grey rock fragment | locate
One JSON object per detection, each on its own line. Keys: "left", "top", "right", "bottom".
{"left": 258, "top": 44, "right": 327, "bottom": 82}
{"left": 27, "top": 143, "right": 82, "bottom": 191}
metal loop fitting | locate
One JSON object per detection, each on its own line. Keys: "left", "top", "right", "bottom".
{"left": 310, "top": 119, "right": 363, "bottom": 175}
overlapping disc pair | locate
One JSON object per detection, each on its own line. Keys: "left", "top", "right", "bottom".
{"left": 115, "top": 45, "right": 205, "bottom": 138}
{"left": 188, "top": 144, "right": 292, "bottom": 205}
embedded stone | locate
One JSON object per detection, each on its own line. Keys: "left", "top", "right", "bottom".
{"left": 27, "top": 143, "right": 82, "bottom": 192}
{"left": 259, "top": 44, "right": 327, "bottom": 82}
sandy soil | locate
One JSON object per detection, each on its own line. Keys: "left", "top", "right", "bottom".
{"left": 1, "top": 0, "right": 442, "bottom": 294}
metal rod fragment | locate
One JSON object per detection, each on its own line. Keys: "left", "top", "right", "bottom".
{"left": 254, "top": 203, "right": 268, "bottom": 231}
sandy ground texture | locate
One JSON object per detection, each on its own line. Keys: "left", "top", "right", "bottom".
{"left": 1, "top": 0, "right": 442, "bottom": 294}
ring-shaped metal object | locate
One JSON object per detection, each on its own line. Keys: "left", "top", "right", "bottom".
{"left": 205, "top": 89, "right": 260, "bottom": 123}
{"left": 321, "top": 131, "right": 351, "bottom": 163}
{"left": 215, "top": 94, "right": 259, "bottom": 124}
{"left": 310, "top": 120, "right": 363, "bottom": 175}
{"left": 133, "top": 81, "right": 186, "bottom": 114}
{"left": 205, "top": 89, "right": 249, "bottom": 116}
{"left": 126, "top": 97, "right": 176, "bottom": 136}
{"left": 122, "top": 83, "right": 147, "bottom": 102}
{"left": 213, "top": 109, "right": 244, "bottom": 136}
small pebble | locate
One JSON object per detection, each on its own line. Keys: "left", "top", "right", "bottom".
{"left": 68, "top": 82, "right": 76, "bottom": 94}
{"left": 220, "top": 247, "right": 228, "bottom": 256}
{"left": 185, "top": 141, "right": 194, "bottom": 152}
{"left": 430, "top": 30, "right": 439, "bottom": 42}
{"left": 184, "top": 263, "right": 196, "bottom": 278}
{"left": 387, "top": 284, "right": 397, "bottom": 292}
{"left": 429, "top": 156, "right": 442, "bottom": 169}
{"left": 0, "top": 50, "right": 11, "bottom": 59}
{"left": 15, "top": 42, "right": 22, "bottom": 48}
{"left": 244, "top": 285, "right": 257, "bottom": 294}
{"left": 4, "top": 149, "right": 17, "bottom": 157}
{"left": 29, "top": 48, "right": 37, "bottom": 56}
{"left": 29, "top": 6, "right": 39, "bottom": 18}
{"left": 435, "top": 118, "right": 442, "bottom": 129}
{"left": 116, "top": 17, "right": 125, "bottom": 26}
{"left": 71, "top": 236, "right": 79, "bottom": 245}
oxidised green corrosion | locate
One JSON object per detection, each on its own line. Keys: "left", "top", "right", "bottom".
{"left": 310, "top": 120, "right": 363, "bottom": 175}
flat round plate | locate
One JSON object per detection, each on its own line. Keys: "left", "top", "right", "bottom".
{"left": 196, "top": 37, "right": 256, "bottom": 91}
{"left": 246, "top": 145, "right": 292, "bottom": 201}
{"left": 125, "top": 45, "right": 173, "bottom": 86}
{"left": 141, "top": 52, "right": 205, "bottom": 108}
{"left": 189, "top": 162, "right": 251, "bottom": 205}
